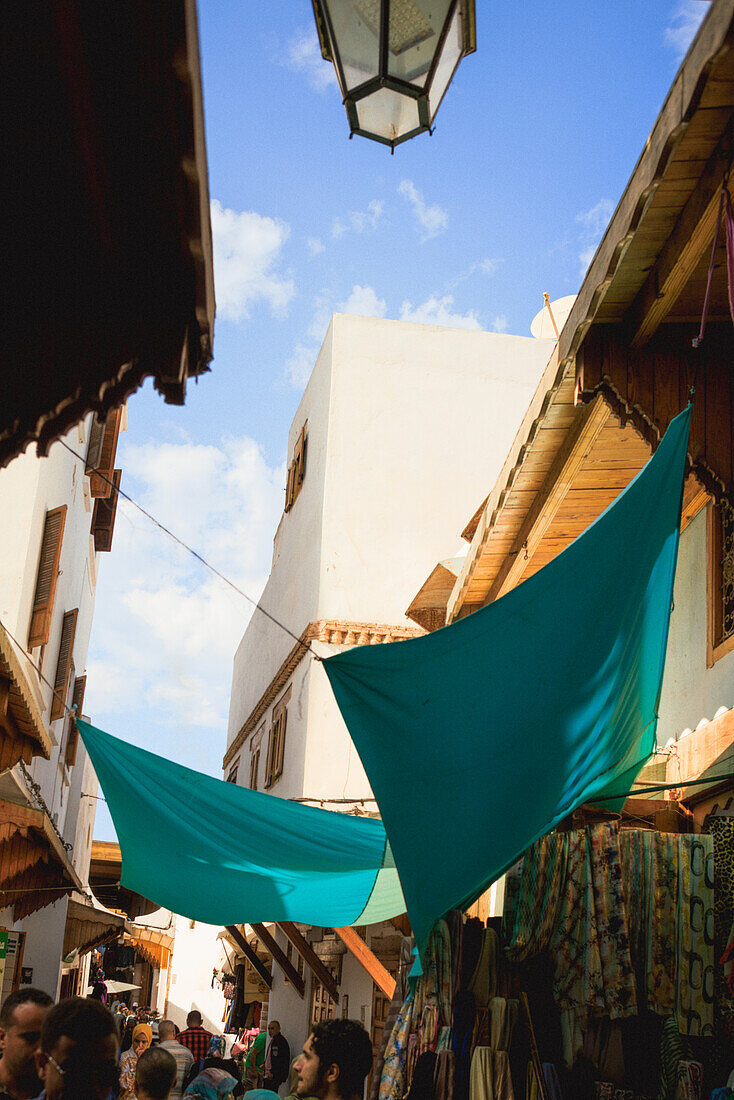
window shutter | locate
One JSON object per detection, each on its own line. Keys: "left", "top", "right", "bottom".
{"left": 64, "top": 675, "right": 86, "bottom": 767}
{"left": 91, "top": 469, "right": 121, "bottom": 551}
{"left": 28, "top": 506, "right": 67, "bottom": 648}
{"left": 86, "top": 408, "right": 122, "bottom": 498}
{"left": 297, "top": 422, "right": 308, "bottom": 484}
{"left": 51, "top": 609, "right": 78, "bottom": 721}
{"left": 285, "top": 462, "right": 296, "bottom": 512}
{"left": 249, "top": 748, "right": 260, "bottom": 791}
{"left": 265, "top": 727, "right": 275, "bottom": 788}
{"left": 274, "top": 709, "right": 287, "bottom": 779}
{"left": 86, "top": 416, "right": 105, "bottom": 471}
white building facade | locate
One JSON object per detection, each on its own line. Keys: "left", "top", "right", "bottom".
{"left": 223, "top": 314, "right": 553, "bottom": 1063}
{"left": 0, "top": 409, "right": 125, "bottom": 999}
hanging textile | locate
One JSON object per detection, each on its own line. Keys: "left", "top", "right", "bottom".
{"left": 675, "top": 834, "right": 714, "bottom": 1037}
{"left": 77, "top": 719, "right": 405, "bottom": 928}
{"left": 324, "top": 408, "right": 690, "bottom": 959}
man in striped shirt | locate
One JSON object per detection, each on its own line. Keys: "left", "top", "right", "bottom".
{"left": 157, "top": 1020, "right": 194, "bottom": 1100}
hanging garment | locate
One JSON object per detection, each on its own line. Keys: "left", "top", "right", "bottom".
{"left": 658, "top": 1016, "right": 693, "bottom": 1100}
{"left": 505, "top": 834, "right": 567, "bottom": 962}
{"left": 469, "top": 1048, "right": 494, "bottom": 1100}
{"left": 370, "top": 936, "right": 415, "bottom": 1100}
{"left": 379, "top": 993, "right": 416, "bottom": 1100}
{"left": 707, "top": 816, "right": 734, "bottom": 1081}
{"left": 675, "top": 1061, "right": 704, "bottom": 1100}
{"left": 468, "top": 929, "right": 499, "bottom": 1010}
{"left": 648, "top": 832, "right": 679, "bottom": 1018}
{"left": 324, "top": 409, "right": 691, "bottom": 962}
{"left": 619, "top": 829, "right": 649, "bottom": 1001}
{"left": 406, "top": 1052, "right": 437, "bottom": 1100}
{"left": 452, "top": 992, "right": 477, "bottom": 1100}
{"left": 492, "top": 1053, "right": 514, "bottom": 1100}
{"left": 77, "top": 719, "right": 405, "bottom": 928}
{"left": 434, "top": 1050, "right": 456, "bottom": 1100}
{"left": 542, "top": 1064, "right": 564, "bottom": 1100}
{"left": 676, "top": 835, "right": 715, "bottom": 1037}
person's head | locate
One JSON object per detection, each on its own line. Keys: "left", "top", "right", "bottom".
{"left": 294, "top": 1020, "right": 372, "bottom": 1100}
{"left": 135, "top": 1046, "right": 177, "bottom": 1100}
{"left": 35, "top": 997, "right": 119, "bottom": 1100}
{"left": 208, "top": 1036, "right": 226, "bottom": 1057}
{"left": 0, "top": 988, "right": 54, "bottom": 1092}
{"left": 186, "top": 1010, "right": 202, "bottom": 1028}
{"left": 132, "top": 1023, "right": 153, "bottom": 1056}
{"left": 267, "top": 1020, "right": 280, "bottom": 1039}
{"left": 157, "top": 1019, "right": 176, "bottom": 1042}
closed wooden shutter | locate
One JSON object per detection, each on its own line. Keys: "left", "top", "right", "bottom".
{"left": 86, "top": 416, "right": 105, "bottom": 471}
{"left": 86, "top": 408, "right": 122, "bottom": 498}
{"left": 274, "top": 709, "right": 287, "bottom": 780}
{"left": 64, "top": 675, "right": 86, "bottom": 767}
{"left": 296, "top": 421, "right": 308, "bottom": 484}
{"left": 249, "top": 748, "right": 260, "bottom": 790}
{"left": 51, "top": 609, "right": 78, "bottom": 721}
{"left": 91, "top": 469, "right": 121, "bottom": 551}
{"left": 28, "top": 506, "right": 67, "bottom": 648}
{"left": 285, "top": 462, "right": 296, "bottom": 512}
{"left": 264, "top": 727, "right": 275, "bottom": 788}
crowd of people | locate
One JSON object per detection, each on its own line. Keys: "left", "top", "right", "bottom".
{"left": 0, "top": 987, "right": 374, "bottom": 1100}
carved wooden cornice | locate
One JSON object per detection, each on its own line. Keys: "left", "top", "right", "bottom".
{"left": 222, "top": 619, "right": 423, "bottom": 768}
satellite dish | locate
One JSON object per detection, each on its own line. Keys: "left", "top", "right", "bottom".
{"left": 530, "top": 294, "right": 577, "bottom": 340}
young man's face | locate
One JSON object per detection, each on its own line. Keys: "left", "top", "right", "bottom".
{"left": 294, "top": 1034, "right": 329, "bottom": 1098}
{"left": 36, "top": 1033, "right": 120, "bottom": 1100}
{"left": 0, "top": 1000, "right": 49, "bottom": 1092}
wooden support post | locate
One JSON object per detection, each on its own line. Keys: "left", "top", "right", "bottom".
{"left": 250, "top": 923, "right": 305, "bottom": 998}
{"left": 334, "top": 927, "right": 396, "bottom": 999}
{"left": 277, "top": 923, "right": 339, "bottom": 1004}
{"left": 224, "top": 925, "right": 272, "bottom": 990}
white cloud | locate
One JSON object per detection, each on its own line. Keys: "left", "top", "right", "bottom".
{"left": 307, "top": 236, "right": 325, "bottom": 255}
{"left": 211, "top": 199, "right": 295, "bottom": 322}
{"left": 665, "top": 2, "right": 709, "bottom": 59}
{"left": 576, "top": 198, "right": 614, "bottom": 276}
{"left": 286, "top": 284, "right": 386, "bottom": 387}
{"left": 285, "top": 26, "right": 338, "bottom": 91}
{"left": 332, "top": 200, "right": 384, "bottom": 238}
{"left": 399, "top": 295, "right": 482, "bottom": 330}
{"left": 397, "top": 180, "right": 448, "bottom": 241}
{"left": 446, "top": 257, "right": 503, "bottom": 290}
{"left": 86, "top": 436, "right": 285, "bottom": 737}
{"left": 492, "top": 315, "right": 508, "bottom": 333}
{"left": 339, "top": 285, "right": 387, "bottom": 318}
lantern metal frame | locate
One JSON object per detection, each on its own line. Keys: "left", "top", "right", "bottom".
{"left": 312, "top": 0, "right": 476, "bottom": 150}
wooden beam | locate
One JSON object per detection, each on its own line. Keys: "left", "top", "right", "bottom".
{"left": 224, "top": 925, "right": 272, "bottom": 989}
{"left": 627, "top": 121, "right": 734, "bottom": 346}
{"left": 0, "top": 801, "right": 43, "bottom": 830}
{"left": 277, "top": 923, "right": 339, "bottom": 1004}
{"left": 250, "top": 923, "right": 305, "bottom": 998}
{"left": 333, "top": 927, "right": 396, "bottom": 999}
{"left": 484, "top": 394, "right": 612, "bottom": 603}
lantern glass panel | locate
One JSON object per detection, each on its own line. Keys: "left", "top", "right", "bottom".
{"left": 328, "top": 2, "right": 381, "bottom": 91}
{"left": 428, "top": 4, "right": 463, "bottom": 120}
{"left": 355, "top": 87, "right": 421, "bottom": 142}
{"left": 384, "top": 0, "right": 452, "bottom": 86}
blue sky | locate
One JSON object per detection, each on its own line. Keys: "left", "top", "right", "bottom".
{"left": 87, "top": 1, "right": 707, "bottom": 839}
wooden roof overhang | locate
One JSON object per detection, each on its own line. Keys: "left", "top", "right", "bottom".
{"left": 89, "top": 841, "right": 158, "bottom": 920}
{"left": 0, "top": 799, "right": 84, "bottom": 921}
{"left": 2, "top": 0, "right": 215, "bottom": 468}
{"left": 0, "top": 623, "right": 52, "bottom": 766}
{"left": 64, "top": 897, "right": 127, "bottom": 958}
{"left": 447, "top": 3, "right": 734, "bottom": 621}
{"left": 127, "top": 926, "right": 174, "bottom": 971}
{"left": 406, "top": 558, "right": 464, "bottom": 631}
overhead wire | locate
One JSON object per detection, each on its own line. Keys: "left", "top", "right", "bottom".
{"left": 58, "top": 438, "right": 321, "bottom": 661}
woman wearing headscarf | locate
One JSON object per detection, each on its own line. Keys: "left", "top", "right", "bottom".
{"left": 119, "top": 1022, "right": 153, "bottom": 1099}
{"left": 183, "top": 1066, "right": 239, "bottom": 1099}
{"left": 185, "top": 1036, "right": 244, "bottom": 1097}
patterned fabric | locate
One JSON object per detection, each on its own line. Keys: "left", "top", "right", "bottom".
{"left": 647, "top": 833, "right": 679, "bottom": 1017}
{"left": 619, "top": 829, "right": 649, "bottom": 999}
{"left": 179, "top": 1027, "right": 215, "bottom": 1063}
{"left": 657, "top": 1016, "right": 691, "bottom": 1100}
{"left": 434, "top": 1050, "right": 455, "bottom": 1100}
{"left": 379, "top": 992, "right": 416, "bottom": 1100}
{"left": 370, "top": 936, "right": 415, "bottom": 1100}
{"left": 673, "top": 1061, "right": 702, "bottom": 1100}
{"left": 468, "top": 929, "right": 498, "bottom": 1010}
{"left": 505, "top": 833, "right": 567, "bottom": 961}
{"left": 119, "top": 1048, "right": 139, "bottom": 1100}
{"left": 708, "top": 816, "right": 734, "bottom": 1079}
{"left": 676, "top": 834, "right": 714, "bottom": 1036}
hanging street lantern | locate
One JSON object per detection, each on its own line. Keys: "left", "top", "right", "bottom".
{"left": 311, "top": 0, "right": 476, "bottom": 150}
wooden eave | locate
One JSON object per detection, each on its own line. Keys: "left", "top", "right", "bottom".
{"left": 0, "top": 623, "right": 52, "bottom": 763}
{"left": 558, "top": 0, "right": 734, "bottom": 373}
{"left": 0, "top": 799, "right": 84, "bottom": 920}
{"left": 2, "top": 0, "right": 215, "bottom": 468}
{"left": 405, "top": 558, "right": 464, "bottom": 632}
{"left": 89, "top": 841, "right": 158, "bottom": 919}
{"left": 64, "top": 897, "right": 127, "bottom": 957}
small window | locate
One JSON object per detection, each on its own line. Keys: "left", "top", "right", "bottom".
{"left": 226, "top": 761, "right": 240, "bottom": 785}
{"left": 310, "top": 959, "right": 341, "bottom": 1028}
{"left": 64, "top": 675, "right": 86, "bottom": 767}
{"left": 249, "top": 747, "right": 260, "bottom": 791}
{"left": 708, "top": 499, "right": 734, "bottom": 665}
{"left": 51, "top": 610, "right": 78, "bottom": 721}
{"left": 86, "top": 409, "right": 122, "bottom": 499}
{"left": 28, "top": 506, "right": 67, "bottom": 648}
{"left": 285, "top": 421, "right": 308, "bottom": 513}
{"left": 91, "top": 469, "right": 122, "bottom": 552}
{"left": 265, "top": 686, "right": 291, "bottom": 788}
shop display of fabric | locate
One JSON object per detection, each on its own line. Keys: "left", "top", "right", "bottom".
{"left": 379, "top": 993, "right": 416, "bottom": 1100}
{"left": 677, "top": 836, "right": 715, "bottom": 1037}
{"left": 675, "top": 1061, "right": 704, "bottom": 1100}
{"left": 505, "top": 834, "right": 567, "bottom": 962}
{"left": 369, "top": 936, "right": 415, "bottom": 1100}
{"left": 658, "top": 1016, "right": 693, "bottom": 1100}
{"left": 406, "top": 1052, "right": 438, "bottom": 1100}
{"left": 469, "top": 930, "right": 499, "bottom": 1010}
{"left": 707, "top": 816, "right": 734, "bottom": 1080}
{"left": 452, "top": 992, "right": 477, "bottom": 1100}
{"left": 77, "top": 719, "right": 406, "bottom": 929}
{"left": 324, "top": 409, "right": 691, "bottom": 962}
{"left": 434, "top": 1050, "right": 456, "bottom": 1100}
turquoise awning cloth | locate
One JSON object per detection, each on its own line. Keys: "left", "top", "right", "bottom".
{"left": 324, "top": 407, "right": 691, "bottom": 960}
{"left": 77, "top": 720, "right": 406, "bottom": 927}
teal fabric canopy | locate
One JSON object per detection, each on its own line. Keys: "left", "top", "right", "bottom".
{"left": 324, "top": 407, "right": 690, "bottom": 959}
{"left": 77, "top": 720, "right": 405, "bottom": 927}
